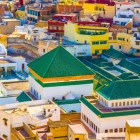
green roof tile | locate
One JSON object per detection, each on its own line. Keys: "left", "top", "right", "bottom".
{"left": 118, "top": 72, "right": 133, "bottom": 80}
{"left": 28, "top": 46, "right": 94, "bottom": 78}
{"left": 103, "top": 48, "right": 127, "bottom": 59}
{"left": 17, "top": 91, "right": 32, "bottom": 102}
{"left": 119, "top": 59, "right": 140, "bottom": 75}
{"left": 97, "top": 80, "right": 140, "bottom": 100}
{"left": 81, "top": 59, "right": 120, "bottom": 82}
{"left": 132, "top": 59, "right": 140, "bottom": 66}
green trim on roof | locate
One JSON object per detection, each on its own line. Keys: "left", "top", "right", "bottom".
{"left": 81, "top": 59, "right": 120, "bottom": 82}
{"left": 103, "top": 48, "right": 127, "bottom": 59}
{"left": 54, "top": 99, "right": 80, "bottom": 105}
{"left": 119, "top": 59, "right": 140, "bottom": 75}
{"left": 90, "top": 58, "right": 113, "bottom": 67}
{"left": 80, "top": 96, "right": 140, "bottom": 118}
{"left": 28, "top": 46, "right": 94, "bottom": 78}
{"left": 97, "top": 80, "right": 140, "bottom": 100}
{"left": 119, "top": 72, "right": 133, "bottom": 80}
{"left": 132, "top": 59, "right": 140, "bottom": 66}
{"left": 17, "top": 91, "right": 32, "bottom": 102}
{"left": 29, "top": 72, "right": 93, "bottom": 87}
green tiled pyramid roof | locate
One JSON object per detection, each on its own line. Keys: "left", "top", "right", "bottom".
{"left": 28, "top": 46, "right": 94, "bottom": 78}
{"left": 103, "top": 48, "right": 127, "bottom": 59}
{"left": 17, "top": 91, "right": 32, "bottom": 102}
{"left": 97, "top": 80, "right": 140, "bottom": 100}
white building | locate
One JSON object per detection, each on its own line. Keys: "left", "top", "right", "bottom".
{"left": 80, "top": 79, "right": 140, "bottom": 139}
{"left": 0, "top": 100, "right": 60, "bottom": 140}
{"left": 65, "top": 44, "right": 91, "bottom": 57}
{"left": 28, "top": 46, "right": 94, "bottom": 100}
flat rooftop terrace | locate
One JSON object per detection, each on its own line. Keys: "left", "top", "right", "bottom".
{"left": 2, "top": 80, "right": 29, "bottom": 91}
{"left": 8, "top": 53, "right": 35, "bottom": 63}
{"left": 81, "top": 96, "right": 140, "bottom": 118}
{"left": 0, "top": 59, "right": 14, "bottom": 64}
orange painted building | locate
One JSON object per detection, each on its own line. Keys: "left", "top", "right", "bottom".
{"left": 57, "top": 3, "right": 83, "bottom": 14}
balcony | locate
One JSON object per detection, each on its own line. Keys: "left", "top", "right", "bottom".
{"left": 78, "top": 29, "right": 107, "bottom": 36}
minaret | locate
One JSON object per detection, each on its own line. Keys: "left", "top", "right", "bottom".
{"left": 59, "top": 35, "right": 62, "bottom": 45}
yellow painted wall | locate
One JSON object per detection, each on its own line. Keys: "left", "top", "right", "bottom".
{"left": 16, "top": 10, "right": 26, "bottom": 19}
{"left": 35, "top": 21, "right": 48, "bottom": 28}
{"left": 68, "top": 126, "right": 88, "bottom": 140}
{"left": 50, "top": 126, "right": 68, "bottom": 139}
{"left": 64, "top": 22, "right": 109, "bottom": 55}
{"left": 82, "top": 3, "right": 115, "bottom": 18}
{"left": 126, "top": 122, "right": 140, "bottom": 140}
{"left": 0, "top": 35, "right": 7, "bottom": 47}
{"left": 108, "top": 32, "right": 131, "bottom": 53}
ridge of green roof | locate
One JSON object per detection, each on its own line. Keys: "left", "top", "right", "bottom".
{"left": 119, "top": 59, "right": 140, "bottom": 75}
{"left": 28, "top": 46, "right": 94, "bottom": 78}
{"left": 97, "top": 80, "right": 140, "bottom": 100}
{"left": 17, "top": 91, "right": 32, "bottom": 102}
{"left": 132, "top": 59, "right": 140, "bottom": 66}
{"left": 81, "top": 59, "right": 120, "bottom": 82}
{"left": 103, "top": 48, "right": 127, "bottom": 59}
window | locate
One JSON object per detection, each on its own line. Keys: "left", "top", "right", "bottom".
{"left": 58, "top": 27, "right": 62, "bottom": 30}
{"left": 48, "top": 109, "right": 50, "bottom": 112}
{"left": 115, "top": 102, "right": 118, "bottom": 107}
{"left": 109, "top": 129, "right": 113, "bottom": 133}
{"left": 3, "top": 118, "right": 8, "bottom": 126}
{"left": 119, "top": 128, "right": 123, "bottom": 132}
{"left": 115, "top": 128, "right": 118, "bottom": 132}
{"left": 105, "top": 130, "right": 108, "bottom": 133}
{"left": 134, "top": 101, "right": 137, "bottom": 105}
{"left": 118, "top": 38, "right": 123, "bottom": 40}
{"left": 119, "top": 102, "right": 122, "bottom": 106}
{"left": 137, "top": 10, "right": 139, "bottom": 13}
{"left": 136, "top": 42, "right": 140, "bottom": 45}
{"left": 131, "top": 101, "right": 133, "bottom": 105}
{"left": 119, "top": 45, "right": 122, "bottom": 49}
{"left": 92, "top": 41, "right": 99, "bottom": 45}
{"left": 96, "top": 126, "right": 98, "bottom": 132}
{"left": 127, "top": 101, "right": 129, "bottom": 106}
{"left": 100, "top": 41, "right": 107, "bottom": 44}
{"left": 138, "top": 100, "right": 140, "bottom": 104}
{"left": 109, "top": 37, "right": 112, "bottom": 40}
{"left": 110, "top": 45, "right": 113, "bottom": 49}
{"left": 95, "top": 50, "right": 99, "bottom": 54}
{"left": 123, "top": 102, "right": 125, "bottom": 106}
{"left": 43, "top": 49, "right": 45, "bottom": 53}
{"left": 87, "top": 117, "right": 88, "bottom": 123}
{"left": 124, "top": 128, "right": 126, "bottom": 132}
{"left": 91, "top": 122, "right": 93, "bottom": 128}
{"left": 53, "top": 26, "right": 56, "bottom": 30}
{"left": 75, "top": 138, "right": 79, "bottom": 140}
{"left": 112, "top": 103, "right": 114, "bottom": 107}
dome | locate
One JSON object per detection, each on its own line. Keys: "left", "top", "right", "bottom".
{"left": 0, "top": 44, "right": 7, "bottom": 55}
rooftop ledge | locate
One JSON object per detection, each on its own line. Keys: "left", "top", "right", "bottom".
{"left": 80, "top": 96, "right": 140, "bottom": 118}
